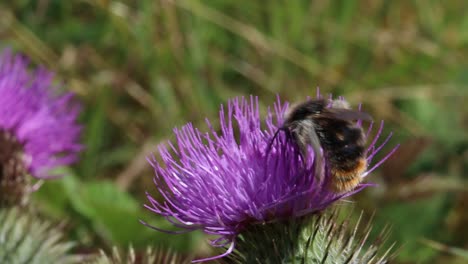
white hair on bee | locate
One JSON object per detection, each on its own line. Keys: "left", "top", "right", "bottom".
{"left": 330, "top": 99, "right": 350, "bottom": 109}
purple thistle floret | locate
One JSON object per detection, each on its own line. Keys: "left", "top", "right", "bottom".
{"left": 143, "top": 93, "right": 398, "bottom": 262}
{"left": 0, "top": 48, "right": 82, "bottom": 178}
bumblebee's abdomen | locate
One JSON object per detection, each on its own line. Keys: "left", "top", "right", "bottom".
{"left": 329, "top": 157, "right": 367, "bottom": 193}
{"left": 319, "top": 122, "right": 366, "bottom": 167}
{"left": 316, "top": 120, "right": 368, "bottom": 193}
{"left": 328, "top": 144, "right": 365, "bottom": 170}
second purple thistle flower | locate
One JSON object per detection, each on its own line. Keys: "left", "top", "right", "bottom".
{"left": 143, "top": 94, "right": 398, "bottom": 261}
{"left": 0, "top": 48, "right": 82, "bottom": 206}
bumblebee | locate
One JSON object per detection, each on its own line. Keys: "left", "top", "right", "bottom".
{"left": 282, "top": 98, "right": 372, "bottom": 193}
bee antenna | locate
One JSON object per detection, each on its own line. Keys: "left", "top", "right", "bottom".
{"left": 266, "top": 127, "right": 284, "bottom": 155}
{"left": 266, "top": 126, "right": 308, "bottom": 165}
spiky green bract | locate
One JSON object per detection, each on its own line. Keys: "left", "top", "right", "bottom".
{"left": 0, "top": 207, "right": 82, "bottom": 264}
{"left": 225, "top": 217, "right": 305, "bottom": 264}
{"left": 90, "top": 246, "right": 189, "bottom": 264}
{"left": 224, "top": 208, "right": 394, "bottom": 264}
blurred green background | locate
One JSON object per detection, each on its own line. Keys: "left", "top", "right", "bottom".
{"left": 1, "top": 0, "right": 467, "bottom": 263}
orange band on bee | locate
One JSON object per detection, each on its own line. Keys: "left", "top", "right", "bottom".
{"left": 330, "top": 158, "right": 367, "bottom": 179}
{"left": 329, "top": 158, "right": 367, "bottom": 193}
{"left": 329, "top": 177, "right": 363, "bottom": 193}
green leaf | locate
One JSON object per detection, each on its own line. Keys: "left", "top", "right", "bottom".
{"left": 34, "top": 175, "right": 200, "bottom": 251}
{"left": 32, "top": 168, "right": 80, "bottom": 219}
{"left": 71, "top": 180, "right": 145, "bottom": 244}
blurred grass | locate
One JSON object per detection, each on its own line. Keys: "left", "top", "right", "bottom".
{"left": 1, "top": 0, "right": 467, "bottom": 263}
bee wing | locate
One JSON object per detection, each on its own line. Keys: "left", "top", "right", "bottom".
{"left": 295, "top": 121, "right": 324, "bottom": 181}
{"left": 308, "top": 126, "right": 324, "bottom": 182}
{"left": 323, "top": 108, "right": 373, "bottom": 121}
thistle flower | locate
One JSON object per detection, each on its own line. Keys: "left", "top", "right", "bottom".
{"left": 0, "top": 48, "right": 81, "bottom": 205}
{"left": 143, "top": 93, "right": 398, "bottom": 262}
